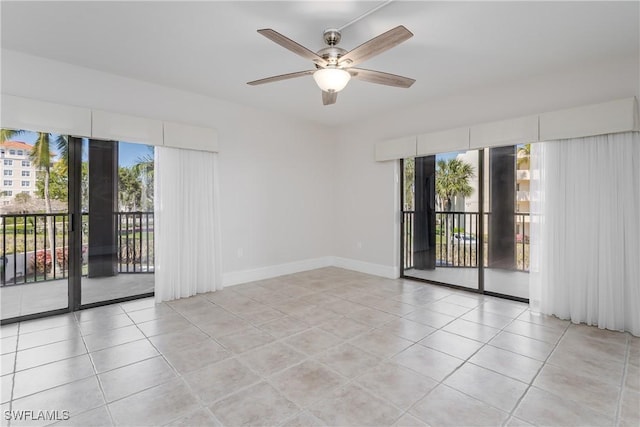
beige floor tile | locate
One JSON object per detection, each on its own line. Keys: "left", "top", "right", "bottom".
{"left": 346, "top": 307, "right": 399, "bottom": 327}
{"left": 126, "top": 305, "right": 177, "bottom": 324}
{"left": 19, "top": 314, "right": 77, "bottom": 335}
{"left": 82, "top": 325, "right": 145, "bottom": 353}
{"left": 119, "top": 298, "right": 157, "bottom": 313}
{"left": 148, "top": 325, "right": 210, "bottom": 353}
{"left": 166, "top": 407, "right": 221, "bottom": 427}
{"left": 90, "top": 339, "right": 159, "bottom": 374}
{"left": 161, "top": 339, "right": 230, "bottom": 374}
{"left": 620, "top": 388, "right": 640, "bottom": 424}
{"left": 288, "top": 305, "right": 341, "bottom": 324}
{"left": 514, "top": 386, "right": 613, "bottom": 426}
{"left": 183, "top": 358, "right": 259, "bottom": 405}
{"left": 13, "top": 354, "right": 95, "bottom": 399}
{"left": 564, "top": 323, "right": 629, "bottom": 346}
{"left": 504, "top": 416, "right": 535, "bottom": 427}
{"left": 74, "top": 305, "right": 124, "bottom": 322}
{"left": 98, "top": 356, "right": 177, "bottom": 402}
{"left": 461, "top": 309, "right": 513, "bottom": 329}
{"left": 1, "top": 374, "right": 12, "bottom": 404}
{"left": 318, "top": 316, "right": 371, "bottom": 339}
{"left": 410, "top": 384, "right": 508, "bottom": 426}
{"left": 393, "top": 345, "right": 463, "bottom": 381}
{"left": 315, "top": 343, "right": 381, "bottom": 378}
{"left": 283, "top": 328, "right": 341, "bottom": 356}
{"left": 0, "top": 323, "right": 19, "bottom": 338}
{"left": 516, "top": 311, "right": 569, "bottom": 331}
{"left": 136, "top": 313, "right": 192, "bottom": 337}
{"left": 442, "top": 318, "right": 501, "bottom": 342}
{"left": 469, "top": 345, "right": 542, "bottom": 383}
{"left": 281, "top": 410, "right": 325, "bottom": 427}
{"left": 504, "top": 320, "right": 564, "bottom": 344}
{"left": 403, "top": 308, "right": 456, "bottom": 329}
{"left": 376, "top": 318, "right": 436, "bottom": 342}
{"left": 351, "top": 331, "right": 414, "bottom": 358}
{"left": 444, "top": 363, "right": 528, "bottom": 412}
{"left": 547, "top": 338, "right": 626, "bottom": 385}
{"left": 15, "top": 338, "right": 87, "bottom": 372}
{"left": 259, "top": 316, "right": 310, "bottom": 339}
{"left": 78, "top": 313, "right": 134, "bottom": 335}
{"left": 356, "top": 362, "right": 437, "bottom": 410}
{"left": 216, "top": 326, "right": 275, "bottom": 354}
{"left": 17, "top": 325, "right": 81, "bottom": 351}
{"left": 0, "top": 353, "right": 14, "bottom": 376}
{"left": 238, "top": 342, "right": 306, "bottom": 377}
{"left": 10, "top": 377, "right": 104, "bottom": 426}
{"left": 392, "top": 413, "right": 429, "bottom": 427}
{"left": 210, "top": 381, "right": 299, "bottom": 426}
{"left": 625, "top": 363, "right": 640, "bottom": 392}
{"left": 423, "top": 301, "right": 472, "bottom": 317}
{"left": 270, "top": 360, "right": 345, "bottom": 408}
{"left": 309, "top": 383, "right": 402, "bottom": 426}
{"left": 197, "top": 313, "right": 251, "bottom": 338}
{"left": 50, "top": 405, "right": 113, "bottom": 427}
{"left": 234, "top": 306, "right": 286, "bottom": 325}
{"left": 108, "top": 378, "right": 199, "bottom": 426}
{"left": 418, "top": 330, "right": 483, "bottom": 360}
{"left": 479, "top": 299, "right": 528, "bottom": 318}
{"left": 533, "top": 363, "right": 620, "bottom": 418}
{"left": 488, "top": 331, "right": 554, "bottom": 361}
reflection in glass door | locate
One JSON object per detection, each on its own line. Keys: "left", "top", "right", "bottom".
{"left": 80, "top": 139, "right": 155, "bottom": 306}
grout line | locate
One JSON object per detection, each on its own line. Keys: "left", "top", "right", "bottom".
{"left": 615, "top": 334, "right": 631, "bottom": 426}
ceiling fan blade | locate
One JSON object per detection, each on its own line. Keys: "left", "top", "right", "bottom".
{"left": 322, "top": 91, "right": 338, "bottom": 105}
{"left": 338, "top": 25, "right": 413, "bottom": 67}
{"left": 247, "top": 70, "right": 315, "bottom": 86}
{"left": 349, "top": 68, "right": 415, "bottom": 88}
{"left": 258, "top": 29, "right": 328, "bottom": 67}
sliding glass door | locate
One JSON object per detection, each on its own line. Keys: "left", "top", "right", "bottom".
{"left": 1, "top": 129, "right": 155, "bottom": 322}
{"left": 402, "top": 149, "right": 481, "bottom": 290}
{"left": 401, "top": 143, "right": 534, "bottom": 300}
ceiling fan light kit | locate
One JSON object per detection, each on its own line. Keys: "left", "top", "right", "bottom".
{"left": 313, "top": 68, "right": 351, "bottom": 92}
{"left": 248, "top": 24, "right": 415, "bottom": 106}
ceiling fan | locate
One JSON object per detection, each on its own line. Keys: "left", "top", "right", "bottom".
{"left": 247, "top": 26, "right": 416, "bottom": 105}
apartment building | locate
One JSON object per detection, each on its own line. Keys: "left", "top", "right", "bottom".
{"left": 0, "top": 140, "right": 38, "bottom": 206}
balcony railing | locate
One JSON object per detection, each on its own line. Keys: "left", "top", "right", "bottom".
{"left": 402, "top": 211, "right": 530, "bottom": 272}
{"left": 1, "top": 212, "right": 154, "bottom": 286}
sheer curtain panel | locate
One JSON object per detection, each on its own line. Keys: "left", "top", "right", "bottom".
{"left": 154, "top": 146, "right": 222, "bottom": 302}
{"left": 529, "top": 132, "right": 640, "bottom": 335}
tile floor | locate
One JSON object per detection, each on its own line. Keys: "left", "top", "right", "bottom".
{"left": 0, "top": 267, "right": 638, "bottom": 426}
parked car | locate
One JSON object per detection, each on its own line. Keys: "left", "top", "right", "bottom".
{"left": 452, "top": 233, "right": 477, "bottom": 245}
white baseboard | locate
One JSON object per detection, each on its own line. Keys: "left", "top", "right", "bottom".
{"left": 331, "top": 256, "right": 399, "bottom": 279}
{"left": 222, "top": 256, "right": 398, "bottom": 287}
{"left": 222, "top": 256, "right": 333, "bottom": 287}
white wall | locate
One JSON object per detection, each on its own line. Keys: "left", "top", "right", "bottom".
{"left": 333, "top": 56, "right": 640, "bottom": 276}
{"left": 1, "top": 49, "right": 335, "bottom": 283}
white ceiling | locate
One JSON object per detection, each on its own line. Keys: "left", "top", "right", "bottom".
{"left": 1, "top": 1, "right": 638, "bottom": 127}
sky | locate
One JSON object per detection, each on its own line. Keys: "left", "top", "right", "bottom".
{"left": 7, "top": 130, "right": 153, "bottom": 167}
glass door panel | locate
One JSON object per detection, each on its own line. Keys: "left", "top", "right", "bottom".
{"left": 483, "top": 144, "right": 531, "bottom": 299}
{"left": 1, "top": 130, "right": 69, "bottom": 319}
{"left": 80, "top": 140, "right": 154, "bottom": 305}
{"left": 403, "top": 150, "right": 480, "bottom": 290}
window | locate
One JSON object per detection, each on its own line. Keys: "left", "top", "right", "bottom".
{"left": 17, "top": 150, "right": 24, "bottom": 156}
{"left": 21, "top": 171, "right": 30, "bottom": 177}
{"left": 9, "top": 150, "right": 16, "bottom": 155}
{"left": 3, "top": 159, "right": 12, "bottom": 166}
{"left": 3, "top": 190, "right": 12, "bottom": 196}
{"left": 3, "top": 180, "right": 12, "bottom": 186}
{"left": 4, "top": 170, "right": 12, "bottom": 176}
{"left": 21, "top": 181, "right": 30, "bottom": 187}
{"left": 22, "top": 160, "right": 30, "bottom": 167}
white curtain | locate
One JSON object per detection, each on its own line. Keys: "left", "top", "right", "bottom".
{"left": 529, "top": 132, "right": 640, "bottom": 336}
{"left": 154, "top": 146, "right": 222, "bottom": 302}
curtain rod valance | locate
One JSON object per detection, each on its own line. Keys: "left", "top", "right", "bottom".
{"left": 0, "top": 94, "right": 219, "bottom": 153}
{"left": 375, "top": 96, "right": 639, "bottom": 161}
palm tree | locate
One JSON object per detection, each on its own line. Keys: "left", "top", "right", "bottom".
{"left": 30, "top": 133, "right": 67, "bottom": 271}
{"left": 0, "top": 129, "right": 24, "bottom": 143}
{"left": 436, "top": 158, "right": 474, "bottom": 212}
{"left": 436, "top": 158, "right": 474, "bottom": 262}
{"left": 516, "top": 143, "right": 531, "bottom": 169}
